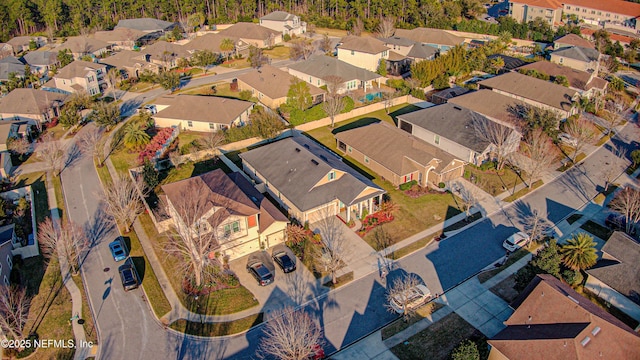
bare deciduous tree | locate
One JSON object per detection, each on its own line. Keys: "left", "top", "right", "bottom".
{"left": 314, "top": 212, "right": 348, "bottom": 284}
{"left": 320, "top": 34, "right": 333, "bottom": 54}
{"left": 609, "top": 187, "right": 640, "bottom": 235}
{"left": 456, "top": 184, "right": 480, "bottom": 220}
{"left": 257, "top": 307, "right": 324, "bottom": 360}
{"left": 521, "top": 128, "right": 558, "bottom": 187}
{"left": 376, "top": 17, "right": 396, "bottom": 38}
{"left": 382, "top": 91, "right": 395, "bottom": 114}
{"left": 521, "top": 208, "right": 550, "bottom": 245}
{"left": 7, "top": 137, "right": 31, "bottom": 160}
{"left": 37, "top": 132, "right": 66, "bottom": 176}
{"left": 472, "top": 115, "right": 515, "bottom": 171}
{"left": 38, "top": 217, "right": 88, "bottom": 275}
{"left": 106, "top": 68, "right": 121, "bottom": 100}
{"left": 102, "top": 174, "right": 145, "bottom": 233}
{"left": 77, "top": 126, "right": 105, "bottom": 166}
{"left": 323, "top": 75, "right": 346, "bottom": 128}
{"left": 603, "top": 98, "right": 625, "bottom": 136}
{"left": 385, "top": 274, "right": 422, "bottom": 322}
{"left": 0, "top": 285, "right": 31, "bottom": 343}
{"left": 290, "top": 38, "right": 315, "bottom": 60}
{"left": 198, "top": 131, "right": 225, "bottom": 155}
{"left": 564, "top": 117, "right": 597, "bottom": 162}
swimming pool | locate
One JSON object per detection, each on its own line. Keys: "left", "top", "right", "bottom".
{"left": 360, "top": 92, "right": 383, "bottom": 102}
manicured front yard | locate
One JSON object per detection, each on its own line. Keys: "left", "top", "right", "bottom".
{"left": 10, "top": 171, "right": 48, "bottom": 223}
{"left": 464, "top": 164, "right": 521, "bottom": 196}
{"left": 169, "top": 312, "right": 263, "bottom": 336}
{"left": 263, "top": 45, "right": 290, "bottom": 59}
{"left": 381, "top": 302, "right": 445, "bottom": 340}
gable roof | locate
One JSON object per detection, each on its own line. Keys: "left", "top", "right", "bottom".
{"left": 236, "top": 64, "right": 324, "bottom": 100}
{"left": 335, "top": 121, "right": 460, "bottom": 175}
{"left": 240, "top": 136, "right": 385, "bottom": 212}
{"left": 226, "top": 172, "right": 288, "bottom": 232}
{"left": 338, "top": 36, "right": 389, "bottom": 54}
{"left": 94, "top": 28, "right": 148, "bottom": 43}
{"left": 184, "top": 33, "right": 241, "bottom": 53}
{"left": 0, "top": 88, "right": 67, "bottom": 115}
{"left": 288, "top": 55, "right": 382, "bottom": 82}
{"left": 100, "top": 50, "right": 152, "bottom": 69}
{"left": 137, "top": 41, "right": 190, "bottom": 62}
{"left": 551, "top": 46, "right": 600, "bottom": 63}
{"left": 56, "top": 60, "right": 105, "bottom": 79}
{"left": 153, "top": 95, "right": 253, "bottom": 125}
{"left": 406, "top": 43, "right": 439, "bottom": 59}
{"left": 554, "top": 34, "right": 595, "bottom": 49}
{"left": 218, "top": 23, "right": 281, "bottom": 41}
{"left": 116, "top": 18, "right": 175, "bottom": 32}
{"left": 380, "top": 36, "right": 417, "bottom": 47}
{"left": 586, "top": 231, "right": 640, "bottom": 304}
{"left": 393, "top": 28, "right": 465, "bottom": 47}
{"left": 58, "top": 36, "right": 110, "bottom": 54}
{"left": 397, "top": 103, "right": 510, "bottom": 153}
{"left": 260, "top": 11, "right": 297, "bottom": 21}
{"left": 22, "top": 51, "right": 58, "bottom": 66}
{"left": 489, "top": 274, "right": 640, "bottom": 360}
{"left": 448, "top": 89, "right": 527, "bottom": 124}
{"left": 7, "top": 36, "right": 42, "bottom": 48}
{"left": 478, "top": 72, "right": 578, "bottom": 111}
{"left": 565, "top": 0, "right": 640, "bottom": 18}
{"left": 518, "top": 61, "right": 607, "bottom": 91}
{"left": 509, "top": 0, "right": 562, "bottom": 8}
{"left": 0, "top": 56, "right": 26, "bottom": 80}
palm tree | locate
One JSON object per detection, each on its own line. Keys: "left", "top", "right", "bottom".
{"left": 220, "top": 38, "right": 235, "bottom": 62}
{"left": 122, "top": 123, "right": 150, "bottom": 151}
{"left": 560, "top": 233, "right": 598, "bottom": 271}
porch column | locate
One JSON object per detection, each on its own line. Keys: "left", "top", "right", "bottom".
{"left": 378, "top": 194, "right": 383, "bottom": 206}
{"left": 368, "top": 197, "right": 373, "bottom": 213}
{"left": 358, "top": 202, "right": 363, "bottom": 218}
{"left": 346, "top": 207, "right": 351, "bottom": 222}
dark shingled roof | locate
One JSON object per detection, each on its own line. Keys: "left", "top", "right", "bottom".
{"left": 487, "top": 54, "right": 528, "bottom": 70}
{"left": 0, "top": 56, "right": 26, "bottom": 80}
{"left": 240, "top": 136, "right": 385, "bottom": 212}
{"left": 260, "top": 11, "right": 296, "bottom": 21}
{"left": 406, "top": 43, "right": 439, "bottom": 59}
{"left": 22, "top": 51, "right": 58, "bottom": 66}
{"left": 288, "top": 55, "right": 382, "bottom": 82}
{"left": 116, "top": 18, "right": 175, "bottom": 32}
{"left": 586, "top": 231, "right": 640, "bottom": 304}
{"left": 0, "top": 224, "right": 14, "bottom": 247}
{"left": 219, "top": 23, "right": 281, "bottom": 41}
{"left": 551, "top": 46, "right": 600, "bottom": 63}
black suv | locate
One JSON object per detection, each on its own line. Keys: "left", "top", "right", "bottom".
{"left": 247, "top": 259, "right": 274, "bottom": 286}
{"left": 119, "top": 258, "right": 140, "bottom": 291}
{"left": 272, "top": 250, "right": 296, "bottom": 273}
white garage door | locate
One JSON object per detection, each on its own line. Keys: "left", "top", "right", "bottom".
{"left": 225, "top": 240, "right": 261, "bottom": 261}
{"left": 306, "top": 203, "right": 336, "bottom": 224}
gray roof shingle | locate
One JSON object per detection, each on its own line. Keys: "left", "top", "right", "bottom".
{"left": 551, "top": 46, "right": 600, "bottom": 63}
{"left": 153, "top": 95, "right": 253, "bottom": 125}
{"left": 260, "top": 11, "right": 296, "bottom": 21}
{"left": 116, "top": 18, "right": 176, "bottom": 32}
{"left": 22, "top": 51, "right": 58, "bottom": 66}
{"left": 288, "top": 55, "right": 382, "bottom": 82}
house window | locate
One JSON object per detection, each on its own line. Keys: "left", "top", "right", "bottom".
{"left": 328, "top": 171, "right": 336, "bottom": 181}
{"left": 351, "top": 50, "right": 355, "bottom": 55}
{"left": 187, "top": 121, "right": 193, "bottom": 127}
{"left": 6, "top": 255, "right": 11, "bottom": 269}
{"left": 3, "top": 276, "right": 7, "bottom": 286}
{"left": 209, "top": 123, "right": 215, "bottom": 130}
{"left": 232, "top": 221, "right": 240, "bottom": 232}
{"left": 364, "top": 156, "right": 369, "bottom": 163}
{"left": 309, "top": 77, "right": 312, "bottom": 82}
{"left": 434, "top": 135, "right": 440, "bottom": 145}
{"left": 566, "top": 5, "right": 571, "bottom": 9}
{"left": 559, "top": 57, "right": 563, "bottom": 63}
{"left": 348, "top": 146, "right": 352, "bottom": 153}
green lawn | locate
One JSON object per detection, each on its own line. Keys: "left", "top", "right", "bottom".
{"left": 175, "top": 131, "right": 208, "bottom": 152}
{"left": 169, "top": 312, "right": 263, "bottom": 337}
{"left": 503, "top": 180, "right": 543, "bottom": 202}
{"left": 264, "top": 45, "right": 290, "bottom": 59}
{"left": 128, "top": 81, "right": 159, "bottom": 93}
{"left": 220, "top": 58, "right": 250, "bottom": 69}
{"left": 11, "top": 171, "right": 49, "bottom": 223}
{"left": 464, "top": 165, "right": 521, "bottom": 196}
{"left": 157, "top": 158, "right": 232, "bottom": 188}
{"left": 305, "top": 104, "right": 463, "bottom": 247}
{"left": 44, "top": 122, "right": 69, "bottom": 140}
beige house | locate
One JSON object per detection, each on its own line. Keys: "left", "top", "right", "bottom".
{"left": 508, "top": 0, "right": 563, "bottom": 26}
{"left": 562, "top": 0, "right": 640, "bottom": 31}
{"left": 336, "top": 122, "right": 465, "bottom": 188}
{"left": 337, "top": 36, "right": 389, "bottom": 72}
{"left": 135, "top": 41, "right": 190, "bottom": 70}
{"left": 152, "top": 95, "right": 254, "bottom": 132}
{"left": 184, "top": 33, "right": 247, "bottom": 57}
{"left": 0, "top": 89, "right": 67, "bottom": 129}
{"left": 100, "top": 50, "right": 161, "bottom": 80}
{"left": 58, "top": 36, "right": 111, "bottom": 59}
{"left": 288, "top": 55, "right": 383, "bottom": 94}
{"left": 161, "top": 169, "right": 288, "bottom": 261}
{"left": 93, "top": 28, "right": 149, "bottom": 50}
{"left": 236, "top": 64, "right": 324, "bottom": 109}
{"left": 6, "top": 36, "right": 47, "bottom": 54}
{"left": 553, "top": 33, "right": 595, "bottom": 50}
{"left": 517, "top": 61, "right": 607, "bottom": 98}
{"left": 48, "top": 60, "right": 107, "bottom": 96}
{"left": 478, "top": 72, "right": 579, "bottom": 120}
{"left": 259, "top": 11, "right": 306, "bottom": 37}
{"left": 240, "top": 136, "right": 386, "bottom": 224}
{"left": 393, "top": 28, "right": 464, "bottom": 53}
{"left": 549, "top": 46, "right": 601, "bottom": 73}
{"left": 218, "top": 23, "right": 282, "bottom": 48}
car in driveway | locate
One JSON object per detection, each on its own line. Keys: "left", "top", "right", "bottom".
{"left": 118, "top": 258, "right": 140, "bottom": 291}
{"left": 272, "top": 250, "right": 296, "bottom": 273}
{"left": 247, "top": 258, "right": 274, "bottom": 286}
{"left": 503, "top": 231, "right": 530, "bottom": 252}
{"left": 109, "top": 237, "right": 128, "bottom": 262}
{"left": 389, "top": 284, "right": 432, "bottom": 314}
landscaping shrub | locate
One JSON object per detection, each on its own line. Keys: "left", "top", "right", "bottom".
{"left": 438, "top": 182, "right": 446, "bottom": 188}
{"left": 358, "top": 212, "right": 394, "bottom": 236}
{"left": 283, "top": 34, "right": 291, "bottom": 42}
{"left": 238, "top": 90, "right": 253, "bottom": 101}
{"left": 138, "top": 127, "right": 175, "bottom": 164}
{"left": 562, "top": 269, "right": 583, "bottom": 287}
{"left": 399, "top": 180, "right": 417, "bottom": 191}
{"left": 478, "top": 161, "right": 496, "bottom": 171}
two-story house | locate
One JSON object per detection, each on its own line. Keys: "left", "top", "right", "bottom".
{"left": 259, "top": 11, "right": 306, "bottom": 37}
{"left": 549, "top": 46, "right": 601, "bottom": 73}
{"left": 508, "top": 0, "right": 563, "bottom": 26}
{"left": 161, "top": 169, "right": 288, "bottom": 260}
{"left": 517, "top": 61, "right": 607, "bottom": 98}
{"left": 287, "top": 55, "right": 383, "bottom": 94}
{"left": 22, "top": 51, "right": 59, "bottom": 75}
{"left": 393, "top": 28, "right": 465, "bottom": 53}
{"left": 218, "top": 23, "right": 282, "bottom": 48}
{"left": 58, "top": 36, "right": 111, "bottom": 60}
{"left": 337, "top": 36, "right": 389, "bottom": 73}
{"left": 46, "top": 60, "right": 107, "bottom": 96}
{"left": 134, "top": 41, "right": 190, "bottom": 70}
{"left": 0, "top": 88, "right": 67, "bottom": 130}
{"left": 152, "top": 95, "right": 254, "bottom": 132}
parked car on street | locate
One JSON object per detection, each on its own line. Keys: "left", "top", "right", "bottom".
{"left": 503, "top": 231, "right": 530, "bottom": 252}
{"left": 559, "top": 133, "right": 578, "bottom": 147}
{"left": 119, "top": 258, "right": 140, "bottom": 291}
{"left": 109, "top": 237, "right": 129, "bottom": 262}
{"left": 272, "top": 250, "right": 296, "bottom": 273}
{"left": 247, "top": 258, "right": 274, "bottom": 286}
{"left": 389, "top": 284, "right": 432, "bottom": 314}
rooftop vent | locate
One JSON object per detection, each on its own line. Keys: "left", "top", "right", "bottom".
{"left": 591, "top": 326, "right": 601, "bottom": 336}
{"left": 311, "top": 159, "right": 319, "bottom": 165}
{"left": 319, "top": 155, "right": 328, "bottom": 162}
{"left": 303, "top": 144, "right": 310, "bottom": 149}
{"left": 581, "top": 336, "right": 591, "bottom": 347}
{"left": 295, "top": 147, "right": 301, "bottom": 152}
{"left": 453, "top": 106, "right": 462, "bottom": 111}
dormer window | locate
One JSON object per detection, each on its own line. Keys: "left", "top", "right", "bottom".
{"left": 328, "top": 171, "right": 336, "bottom": 181}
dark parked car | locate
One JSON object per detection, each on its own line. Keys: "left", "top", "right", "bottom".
{"left": 247, "top": 259, "right": 274, "bottom": 286}
{"left": 272, "top": 250, "right": 296, "bottom": 273}
{"left": 109, "top": 237, "right": 128, "bottom": 262}
{"left": 119, "top": 258, "right": 140, "bottom": 291}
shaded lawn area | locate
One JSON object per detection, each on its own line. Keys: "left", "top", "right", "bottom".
{"left": 175, "top": 130, "right": 209, "bottom": 151}
{"left": 477, "top": 245, "right": 535, "bottom": 283}
{"left": 138, "top": 214, "right": 258, "bottom": 315}
{"left": 110, "top": 146, "right": 139, "bottom": 174}
{"left": 44, "top": 122, "right": 69, "bottom": 140}
{"left": 381, "top": 302, "right": 445, "bottom": 340}
{"left": 489, "top": 274, "right": 520, "bottom": 303}
{"left": 391, "top": 312, "right": 488, "bottom": 360}
{"left": 464, "top": 165, "right": 521, "bottom": 196}
{"left": 169, "top": 312, "right": 263, "bottom": 337}
{"left": 71, "top": 275, "right": 98, "bottom": 344}
{"left": 158, "top": 158, "right": 232, "bottom": 187}
{"left": 580, "top": 220, "right": 613, "bottom": 240}
{"left": 177, "top": 81, "right": 225, "bottom": 96}
{"left": 11, "top": 171, "right": 49, "bottom": 223}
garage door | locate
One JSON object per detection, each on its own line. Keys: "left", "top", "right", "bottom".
{"left": 306, "top": 203, "right": 336, "bottom": 224}
{"left": 267, "top": 230, "right": 285, "bottom": 248}
{"left": 225, "top": 239, "right": 261, "bottom": 261}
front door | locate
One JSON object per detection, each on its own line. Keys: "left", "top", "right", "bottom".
{"left": 418, "top": 172, "right": 423, "bottom": 185}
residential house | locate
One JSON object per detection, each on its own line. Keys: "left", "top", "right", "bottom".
{"left": 58, "top": 36, "right": 111, "bottom": 60}
{"left": 47, "top": 60, "right": 107, "bottom": 95}
{"left": 115, "top": 18, "right": 178, "bottom": 34}
{"left": 259, "top": 11, "right": 306, "bottom": 37}
{"left": 431, "top": 86, "right": 471, "bottom": 105}
{"left": 447, "top": 89, "right": 528, "bottom": 125}
{"left": 22, "top": 51, "right": 59, "bottom": 75}
{"left": 0, "top": 224, "right": 16, "bottom": 286}
{"left": 337, "top": 36, "right": 389, "bottom": 73}
{"left": 562, "top": 0, "right": 640, "bottom": 32}
{"left": 236, "top": 64, "right": 324, "bottom": 109}
{"left": 549, "top": 46, "right": 601, "bottom": 73}
{"left": 6, "top": 36, "right": 47, "bottom": 54}
{"left": 184, "top": 33, "right": 247, "bottom": 58}
{"left": 487, "top": 54, "right": 528, "bottom": 71}
{"left": 380, "top": 36, "right": 439, "bottom": 63}
{"left": 135, "top": 41, "right": 190, "bottom": 70}
{"left": 0, "top": 44, "right": 13, "bottom": 60}
{"left": 586, "top": 232, "right": 640, "bottom": 322}
{"left": 240, "top": 135, "right": 386, "bottom": 223}
{"left": 518, "top": 61, "right": 607, "bottom": 98}
{"left": 396, "top": 103, "right": 521, "bottom": 165}
{"left": 0, "top": 88, "right": 67, "bottom": 130}
{"left": 582, "top": 28, "right": 633, "bottom": 46}
{"left": 406, "top": 43, "right": 439, "bottom": 62}
{"left": 380, "top": 37, "right": 418, "bottom": 57}
{"left": 152, "top": 95, "right": 254, "bottom": 132}
{"left": 478, "top": 72, "right": 579, "bottom": 119}
{"left": 100, "top": 50, "right": 160, "bottom": 80}
{"left": 93, "top": 28, "right": 150, "bottom": 50}
{"left": 335, "top": 122, "right": 465, "bottom": 188}
{"left": 288, "top": 55, "right": 383, "bottom": 94}
{"left": 393, "top": 28, "right": 465, "bottom": 53}
{"left": 553, "top": 33, "right": 595, "bottom": 50}
{"left": 0, "top": 56, "right": 26, "bottom": 82}
{"left": 161, "top": 169, "right": 288, "bottom": 260}
{"left": 218, "top": 23, "right": 282, "bottom": 48}
{"left": 0, "top": 122, "right": 21, "bottom": 152}
{"left": 508, "top": 0, "right": 563, "bottom": 26}
{"left": 488, "top": 274, "right": 640, "bottom": 360}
